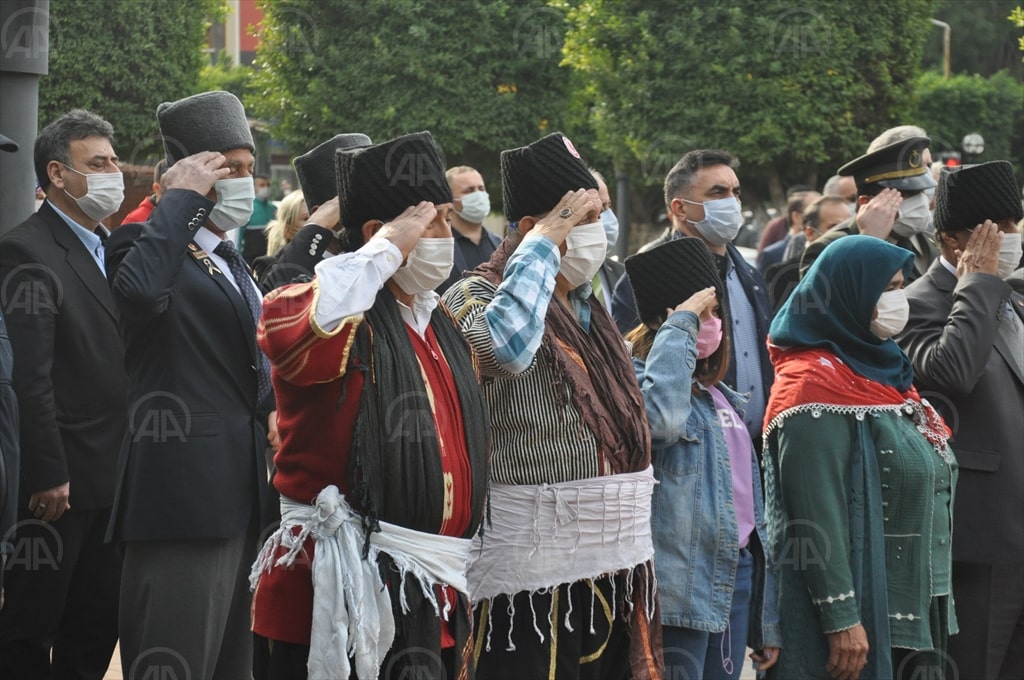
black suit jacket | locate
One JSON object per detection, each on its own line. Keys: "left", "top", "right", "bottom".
{"left": 897, "top": 261, "right": 1024, "bottom": 564}
{"left": 253, "top": 223, "right": 337, "bottom": 294}
{"left": 0, "top": 202, "right": 128, "bottom": 510}
{"left": 105, "top": 189, "right": 269, "bottom": 541}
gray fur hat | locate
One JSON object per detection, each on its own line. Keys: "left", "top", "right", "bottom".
{"left": 157, "top": 91, "right": 254, "bottom": 166}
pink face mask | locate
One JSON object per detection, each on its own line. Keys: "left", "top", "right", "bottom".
{"left": 696, "top": 315, "right": 723, "bottom": 358}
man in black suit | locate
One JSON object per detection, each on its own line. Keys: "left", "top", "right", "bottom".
{"left": 897, "top": 161, "right": 1024, "bottom": 680}
{"left": 106, "top": 91, "right": 271, "bottom": 680}
{"left": 0, "top": 110, "right": 128, "bottom": 679}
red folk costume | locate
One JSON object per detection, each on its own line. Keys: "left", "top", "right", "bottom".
{"left": 251, "top": 272, "right": 490, "bottom": 679}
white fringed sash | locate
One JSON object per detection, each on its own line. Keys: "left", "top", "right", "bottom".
{"left": 249, "top": 485, "right": 472, "bottom": 680}
{"left": 468, "top": 466, "right": 656, "bottom": 602}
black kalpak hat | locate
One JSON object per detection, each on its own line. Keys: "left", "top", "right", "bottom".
{"left": 838, "top": 136, "right": 936, "bottom": 193}
{"left": 294, "top": 133, "right": 372, "bottom": 211}
{"left": 933, "top": 160, "right": 1024, "bottom": 232}
{"left": 157, "top": 91, "right": 254, "bottom": 166}
{"left": 500, "top": 132, "right": 598, "bottom": 222}
{"left": 625, "top": 237, "right": 725, "bottom": 325}
{"left": 334, "top": 131, "right": 452, "bottom": 232}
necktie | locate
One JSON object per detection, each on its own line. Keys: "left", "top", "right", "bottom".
{"left": 94, "top": 227, "right": 107, "bottom": 276}
{"left": 214, "top": 240, "right": 272, "bottom": 406}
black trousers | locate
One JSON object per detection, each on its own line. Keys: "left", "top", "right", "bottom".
{"left": 947, "top": 561, "right": 1024, "bottom": 680}
{"left": 253, "top": 635, "right": 456, "bottom": 680}
{"left": 0, "top": 506, "right": 121, "bottom": 680}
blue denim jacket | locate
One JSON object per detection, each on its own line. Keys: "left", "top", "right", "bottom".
{"left": 634, "top": 310, "right": 781, "bottom": 649}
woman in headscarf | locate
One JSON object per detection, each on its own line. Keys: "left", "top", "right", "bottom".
{"left": 762, "top": 235, "right": 957, "bottom": 680}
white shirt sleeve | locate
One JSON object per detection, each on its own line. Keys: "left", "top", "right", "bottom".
{"left": 313, "top": 237, "right": 403, "bottom": 330}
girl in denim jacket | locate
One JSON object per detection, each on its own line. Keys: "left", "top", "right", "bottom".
{"left": 626, "top": 237, "right": 782, "bottom": 679}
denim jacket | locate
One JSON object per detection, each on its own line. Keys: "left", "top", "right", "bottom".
{"left": 634, "top": 309, "right": 781, "bottom": 649}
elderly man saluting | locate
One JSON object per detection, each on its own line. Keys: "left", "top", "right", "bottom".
{"left": 896, "top": 160, "right": 1024, "bottom": 680}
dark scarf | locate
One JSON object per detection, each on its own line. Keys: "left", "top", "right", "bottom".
{"left": 475, "top": 231, "right": 651, "bottom": 475}
{"left": 770, "top": 235, "right": 915, "bottom": 391}
{"left": 344, "top": 288, "right": 490, "bottom": 678}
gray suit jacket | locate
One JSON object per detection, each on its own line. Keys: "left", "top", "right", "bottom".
{"left": 897, "top": 259, "right": 1024, "bottom": 564}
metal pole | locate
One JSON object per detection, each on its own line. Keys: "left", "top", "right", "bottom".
{"left": 0, "top": 0, "right": 49, "bottom": 235}
{"left": 931, "top": 19, "right": 951, "bottom": 80}
{"left": 614, "top": 169, "right": 629, "bottom": 260}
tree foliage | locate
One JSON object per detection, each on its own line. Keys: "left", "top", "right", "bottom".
{"left": 561, "top": 0, "right": 938, "bottom": 216}
{"left": 251, "top": 0, "right": 574, "bottom": 190}
{"left": 922, "top": 0, "right": 1023, "bottom": 79}
{"left": 913, "top": 70, "right": 1024, "bottom": 174}
{"left": 40, "top": 0, "right": 224, "bottom": 165}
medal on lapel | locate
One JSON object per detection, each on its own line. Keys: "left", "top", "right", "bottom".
{"left": 188, "top": 243, "right": 222, "bottom": 276}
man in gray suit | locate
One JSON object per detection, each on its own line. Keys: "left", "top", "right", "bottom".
{"left": 896, "top": 160, "right": 1024, "bottom": 680}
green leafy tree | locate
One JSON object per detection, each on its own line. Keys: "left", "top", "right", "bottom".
{"left": 561, "top": 0, "right": 938, "bottom": 222}
{"left": 199, "top": 50, "right": 254, "bottom": 103}
{"left": 250, "top": 0, "right": 573, "bottom": 199}
{"left": 913, "top": 70, "right": 1024, "bottom": 175}
{"left": 40, "top": 0, "right": 225, "bottom": 165}
{"left": 922, "top": 0, "right": 1023, "bottom": 79}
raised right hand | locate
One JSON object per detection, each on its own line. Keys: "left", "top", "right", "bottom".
{"left": 161, "top": 151, "right": 232, "bottom": 196}
{"left": 955, "top": 220, "right": 1002, "bottom": 277}
{"left": 826, "top": 623, "right": 869, "bottom": 680}
{"left": 373, "top": 201, "right": 438, "bottom": 260}
{"left": 672, "top": 286, "right": 718, "bottom": 319}
{"left": 855, "top": 188, "right": 902, "bottom": 240}
{"left": 529, "top": 189, "right": 600, "bottom": 247}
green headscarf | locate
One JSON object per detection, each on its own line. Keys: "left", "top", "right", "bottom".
{"left": 770, "top": 235, "right": 915, "bottom": 390}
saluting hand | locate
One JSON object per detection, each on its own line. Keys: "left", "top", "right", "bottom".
{"left": 856, "top": 188, "right": 902, "bottom": 240}
{"left": 161, "top": 151, "right": 233, "bottom": 197}
{"left": 955, "top": 220, "right": 1002, "bottom": 278}
{"left": 529, "top": 189, "right": 600, "bottom": 248}
{"left": 374, "top": 201, "right": 438, "bottom": 260}
{"left": 307, "top": 197, "right": 341, "bottom": 231}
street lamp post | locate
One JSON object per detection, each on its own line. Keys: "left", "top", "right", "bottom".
{"left": 931, "top": 18, "right": 951, "bottom": 80}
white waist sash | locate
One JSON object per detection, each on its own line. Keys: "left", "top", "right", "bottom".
{"left": 249, "top": 485, "right": 472, "bottom": 680}
{"left": 467, "top": 466, "right": 656, "bottom": 603}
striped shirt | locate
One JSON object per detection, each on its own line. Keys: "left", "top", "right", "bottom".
{"left": 442, "top": 235, "right": 604, "bottom": 484}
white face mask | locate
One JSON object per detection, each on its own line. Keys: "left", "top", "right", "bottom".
{"left": 209, "top": 177, "right": 255, "bottom": 230}
{"left": 683, "top": 196, "right": 744, "bottom": 246}
{"left": 391, "top": 237, "right": 454, "bottom": 295}
{"left": 998, "top": 232, "right": 1022, "bottom": 279}
{"left": 600, "top": 208, "right": 620, "bottom": 247}
{"left": 560, "top": 221, "right": 608, "bottom": 289}
{"left": 62, "top": 165, "right": 124, "bottom": 222}
{"left": 870, "top": 289, "right": 910, "bottom": 339}
{"left": 848, "top": 201, "right": 858, "bottom": 217}
{"left": 455, "top": 190, "right": 490, "bottom": 224}
{"left": 256, "top": 186, "right": 270, "bottom": 201}
{"left": 891, "top": 192, "right": 931, "bottom": 239}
